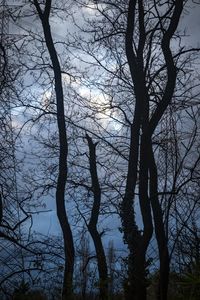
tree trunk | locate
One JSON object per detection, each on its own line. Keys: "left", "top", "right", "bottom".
{"left": 86, "top": 134, "right": 109, "bottom": 300}
{"left": 125, "top": 134, "right": 153, "bottom": 300}
{"left": 33, "top": 2, "right": 75, "bottom": 299}
{"left": 88, "top": 226, "right": 108, "bottom": 300}
{"left": 149, "top": 143, "right": 169, "bottom": 300}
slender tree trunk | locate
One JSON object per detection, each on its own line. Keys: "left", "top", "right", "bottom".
{"left": 88, "top": 226, "right": 108, "bottom": 300}
{"left": 33, "top": 2, "right": 74, "bottom": 299}
{"left": 149, "top": 143, "right": 169, "bottom": 300}
{"left": 86, "top": 134, "right": 108, "bottom": 300}
{"left": 147, "top": 3, "right": 184, "bottom": 299}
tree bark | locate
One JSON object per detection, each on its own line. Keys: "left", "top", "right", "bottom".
{"left": 86, "top": 134, "right": 109, "bottom": 300}
{"left": 147, "top": 2, "right": 183, "bottom": 299}
{"left": 33, "top": 1, "right": 74, "bottom": 299}
{"left": 149, "top": 143, "right": 169, "bottom": 300}
{"left": 121, "top": 1, "right": 153, "bottom": 298}
{"left": 122, "top": 1, "right": 184, "bottom": 299}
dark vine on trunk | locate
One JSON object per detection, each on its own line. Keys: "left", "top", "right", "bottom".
{"left": 120, "top": 1, "right": 184, "bottom": 299}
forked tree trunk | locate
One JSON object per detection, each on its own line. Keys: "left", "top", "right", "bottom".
{"left": 122, "top": 1, "right": 184, "bottom": 299}
{"left": 122, "top": 1, "right": 153, "bottom": 298}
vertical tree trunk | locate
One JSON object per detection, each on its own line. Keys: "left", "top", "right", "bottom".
{"left": 88, "top": 227, "right": 108, "bottom": 300}
{"left": 147, "top": 2, "right": 183, "bottom": 299}
{"left": 33, "top": 2, "right": 74, "bottom": 299}
{"left": 86, "top": 134, "right": 109, "bottom": 300}
{"left": 149, "top": 143, "right": 169, "bottom": 300}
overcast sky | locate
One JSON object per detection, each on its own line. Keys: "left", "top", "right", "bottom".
{"left": 2, "top": 0, "right": 200, "bottom": 256}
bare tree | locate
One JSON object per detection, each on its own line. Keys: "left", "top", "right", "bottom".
{"left": 32, "top": 1, "right": 75, "bottom": 299}
{"left": 73, "top": 1, "right": 200, "bottom": 299}
{"left": 0, "top": 1, "right": 199, "bottom": 299}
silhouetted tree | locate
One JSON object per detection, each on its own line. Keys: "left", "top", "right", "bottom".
{"left": 74, "top": 1, "right": 200, "bottom": 299}
{"left": 32, "top": 1, "right": 75, "bottom": 299}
